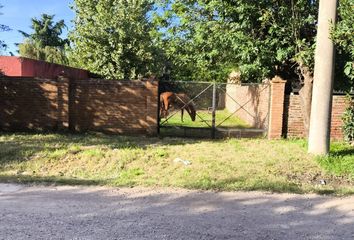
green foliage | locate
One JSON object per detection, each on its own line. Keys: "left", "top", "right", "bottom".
{"left": 19, "top": 39, "right": 68, "bottom": 65}
{"left": 154, "top": 0, "right": 352, "bottom": 88}
{"left": 18, "top": 14, "right": 68, "bottom": 64}
{"left": 154, "top": 0, "right": 318, "bottom": 82}
{"left": 65, "top": 0, "right": 352, "bottom": 86}
{"left": 342, "top": 96, "right": 354, "bottom": 143}
{"left": 19, "top": 14, "right": 67, "bottom": 48}
{"left": 332, "top": 0, "right": 354, "bottom": 84}
{"left": 317, "top": 141, "right": 354, "bottom": 178}
{"left": 70, "top": 0, "right": 164, "bottom": 79}
{"left": 332, "top": 0, "right": 354, "bottom": 142}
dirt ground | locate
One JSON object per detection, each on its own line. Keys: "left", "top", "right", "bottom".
{"left": 1, "top": 183, "right": 354, "bottom": 240}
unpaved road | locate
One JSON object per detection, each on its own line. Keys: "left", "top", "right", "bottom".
{"left": 1, "top": 184, "right": 354, "bottom": 240}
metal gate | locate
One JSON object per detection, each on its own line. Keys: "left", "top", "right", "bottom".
{"left": 158, "top": 81, "right": 271, "bottom": 138}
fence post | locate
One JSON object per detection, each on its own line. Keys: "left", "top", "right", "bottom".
{"left": 57, "top": 75, "right": 70, "bottom": 130}
{"left": 268, "top": 76, "right": 286, "bottom": 139}
{"left": 212, "top": 82, "right": 216, "bottom": 139}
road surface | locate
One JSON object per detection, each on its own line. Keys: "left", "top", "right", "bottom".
{"left": 1, "top": 184, "right": 354, "bottom": 240}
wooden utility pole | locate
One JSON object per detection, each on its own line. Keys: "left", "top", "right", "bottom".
{"left": 308, "top": 0, "right": 338, "bottom": 155}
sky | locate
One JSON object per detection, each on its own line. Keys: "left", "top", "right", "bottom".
{"left": 0, "top": 0, "right": 74, "bottom": 54}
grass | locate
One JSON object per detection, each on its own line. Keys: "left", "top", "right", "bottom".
{"left": 0, "top": 132, "right": 353, "bottom": 195}
{"left": 161, "top": 109, "right": 250, "bottom": 128}
{"left": 317, "top": 142, "right": 354, "bottom": 179}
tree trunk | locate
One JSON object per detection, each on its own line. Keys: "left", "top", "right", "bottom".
{"left": 298, "top": 63, "right": 313, "bottom": 136}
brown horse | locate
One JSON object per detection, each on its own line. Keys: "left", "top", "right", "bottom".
{"left": 160, "top": 92, "right": 196, "bottom": 122}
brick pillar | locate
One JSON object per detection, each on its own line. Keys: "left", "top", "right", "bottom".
{"left": 268, "top": 76, "right": 286, "bottom": 139}
{"left": 57, "top": 75, "right": 70, "bottom": 130}
{"left": 145, "top": 80, "right": 159, "bottom": 136}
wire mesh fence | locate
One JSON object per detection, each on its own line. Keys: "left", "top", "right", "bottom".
{"left": 159, "top": 81, "right": 270, "bottom": 138}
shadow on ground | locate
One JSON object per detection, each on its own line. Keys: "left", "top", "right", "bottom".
{"left": 0, "top": 185, "right": 353, "bottom": 239}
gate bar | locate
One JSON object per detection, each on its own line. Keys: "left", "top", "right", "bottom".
{"left": 211, "top": 82, "right": 216, "bottom": 139}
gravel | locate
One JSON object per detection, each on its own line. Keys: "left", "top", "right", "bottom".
{"left": 1, "top": 183, "right": 354, "bottom": 240}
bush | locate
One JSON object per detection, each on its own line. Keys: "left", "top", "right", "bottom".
{"left": 342, "top": 95, "right": 354, "bottom": 144}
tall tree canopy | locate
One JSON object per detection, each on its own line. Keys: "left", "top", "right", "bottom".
{"left": 154, "top": 0, "right": 318, "bottom": 83}
{"left": 70, "top": 0, "right": 163, "bottom": 79}
{"left": 18, "top": 14, "right": 68, "bottom": 64}
{"left": 69, "top": 0, "right": 352, "bottom": 84}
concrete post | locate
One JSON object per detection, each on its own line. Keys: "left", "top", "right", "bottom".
{"left": 308, "top": 0, "right": 338, "bottom": 155}
{"left": 268, "top": 76, "right": 286, "bottom": 139}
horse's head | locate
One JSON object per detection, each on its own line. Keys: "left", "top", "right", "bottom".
{"left": 161, "top": 109, "right": 169, "bottom": 119}
{"left": 189, "top": 105, "right": 196, "bottom": 121}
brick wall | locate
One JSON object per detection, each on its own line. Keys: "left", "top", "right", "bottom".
{"left": 0, "top": 76, "right": 158, "bottom": 135}
{"left": 1, "top": 75, "right": 348, "bottom": 139}
{"left": 0, "top": 77, "right": 58, "bottom": 131}
{"left": 283, "top": 94, "right": 305, "bottom": 137}
{"left": 70, "top": 79, "right": 158, "bottom": 135}
{"left": 225, "top": 84, "right": 270, "bottom": 128}
{"left": 283, "top": 94, "right": 348, "bottom": 139}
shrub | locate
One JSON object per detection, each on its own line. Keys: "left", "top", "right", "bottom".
{"left": 342, "top": 95, "right": 354, "bottom": 144}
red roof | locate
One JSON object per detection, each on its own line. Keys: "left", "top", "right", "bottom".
{"left": 0, "top": 56, "right": 89, "bottom": 80}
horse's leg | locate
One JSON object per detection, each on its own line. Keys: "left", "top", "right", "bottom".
{"left": 163, "top": 96, "right": 170, "bottom": 118}
{"left": 181, "top": 109, "right": 184, "bottom": 122}
{"left": 160, "top": 101, "right": 164, "bottom": 118}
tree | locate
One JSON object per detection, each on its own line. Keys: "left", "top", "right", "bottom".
{"left": 70, "top": 0, "right": 163, "bottom": 79}
{"left": 0, "top": 4, "right": 11, "bottom": 54}
{"left": 18, "top": 40, "right": 68, "bottom": 64}
{"left": 332, "top": 0, "right": 354, "bottom": 87}
{"left": 152, "top": 1, "right": 237, "bottom": 81}
{"left": 155, "top": 1, "right": 316, "bottom": 77}
{"left": 18, "top": 14, "right": 68, "bottom": 65}
{"left": 155, "top": 0, "right": 318, "bottom": 133}
{"left": 155, "top": 0, "right": 352, "bottom": 134}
